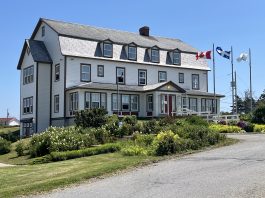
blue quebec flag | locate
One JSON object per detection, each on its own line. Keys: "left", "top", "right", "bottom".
{"left": 216, "top": 47, "right": 231, "bottom": 59}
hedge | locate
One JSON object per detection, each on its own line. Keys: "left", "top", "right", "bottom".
{"left": 50, "top": 143, "right": 121, "bottom": 162}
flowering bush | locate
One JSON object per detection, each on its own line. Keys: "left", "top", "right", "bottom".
{"left": 153, "top": 130, "right": 180, "bottom": 155}
{"left": 209, "top": 124, "right": 242, "bottom": 133}
{"left": 253, "top": 124, "right": 265, "bottom": 133}
{"left": 29, "top": 127, "right": 96, "bottom": 157}
{"left": 121, "top": 145, "right": 147, "bottom": 156}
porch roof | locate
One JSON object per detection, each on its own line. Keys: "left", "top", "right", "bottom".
{"left": 66, "top": 81, "right": 186, "bottom": 93}
{"left": 186, "top": 90, "right": 225, "bottom": 98}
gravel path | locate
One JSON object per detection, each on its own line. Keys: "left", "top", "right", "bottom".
{"left": 33, "top": 134, "right": 265, "bottom": 198}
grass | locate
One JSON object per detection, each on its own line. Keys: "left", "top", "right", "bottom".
{"left": 0, "top": 138, "right": 237, "bottom": 198}
{"left": 0, "top": 127, "right": 19, "bottom": 135}
{"left": 0, "top": 138, "right": 32, "bottom": 165}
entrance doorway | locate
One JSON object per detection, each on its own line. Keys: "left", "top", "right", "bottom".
{"left": 161, "top": 94, "right": 176, "bottom": 116}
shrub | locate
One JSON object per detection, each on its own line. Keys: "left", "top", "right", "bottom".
{"left": 79, "top": 127, "right": 110, "bottom": 144}
{"left": 153, "top": 130, "right": 179, "bottom": 156}
{"left": 133, "top": 122, "right": 144, "bottom": 133}
{"left": 227, "top": 120, "right": 237, "bottom": 126}
{"left": 0, "top": 129, "right": 20, "bottom": 142}
{"left": 15, "top": 141, "right": 25, "bottom": 156}
{"left": 122, "top": 115, "right": 137, "bottom": 126}
{"left": 105, "top": 115, "right": 119, "bottom": 136}
{"left": 243, "top": 122, "right": 254, "bottom": 132}
{"left": 185, "top": 116, "right": 209, "bottom": 126}
{"left": 142, "top": 119, "right": 161, "bottom": 134}
{"left": 116, "top": 123, "right": 133, "bottom": 137}
{"left": 253, "top": 124, "right": 265, "bottom": 133}
{"left": 121, "top": 145, "right": 147, "bottom": 156}
{"left": 50, "top": 143, "right": 121, "bottom": 161}
{"left": 209, "top": 124, "right": 242, "bottom": 133}
{"left": 158, "top": 116, "right": 176, "bottom": 126}
{"left": 252, "top": 105, "right": 265, "bottom": 124}
{"left": 0, "top": 137, "right": 11, "bottom": 155}
{"left": 134, "top": 134, "right": 154, "bottom": 147}
{"left": 75, "top": 108, "right": 108, "bottom": 128}
{"left": 29, "top": 127, "right": 97, "bottom": 157}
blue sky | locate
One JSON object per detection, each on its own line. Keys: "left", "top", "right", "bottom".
{"left": 0, "top": 0, "right": 264, "bottom": 118}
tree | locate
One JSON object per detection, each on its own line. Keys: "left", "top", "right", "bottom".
{"left": 252, "top": 105, "right": 265, "bottom": 124}
{"left": 256, "top": 89, "right": 265, "bottom": 107}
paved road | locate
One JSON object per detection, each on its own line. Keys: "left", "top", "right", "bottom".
{"left": 34, "top": 134, "right": 265, "bottom": 198}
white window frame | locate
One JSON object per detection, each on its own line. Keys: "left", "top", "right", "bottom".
{"left": 138, "top": 69, "right": 147, "bottom": 85}
{"left": 91, "top": 93, "right": 100, "bottom": 109}
{"left": 97, "top": 65, "right": 104, "bottom": 77}
{"left": 151, "top": 48, "right": 160, "bottom": 63}
{"left": 128, "top": 46, "right": 137, "bottom": 60}
{"left": 131, "top": 95, "right": 139, "bottom": 111}
{"left": 23, "top": 66, "right": 34, "bottom": 84}
{"left": 23, "top": 97, "right": 33, "bottom": 114}
{"left": 69, "top": 92, "right": 78, "bottom": 116}
{"left": 81, "top": 64, "right": 91, "bottom": 82}
{"left": 122, "top": 95, "right": 130, "bottom": 111}
{"left": 158, "top": 71, "right": 167, "bottom": 83}
{"left": 173, "top": 51, "right": 181, "bottom": 65}
{"left": 189, "top": 98, "right": 197, "bottom": 112}
{"left": 103, "top": 43, "right": 113, "bottom": 58}
{"left": 179, "top": 73, "right": 184, "bottom": 83}
{"left": 116, "top": 67, "right": 125, "bottom": 84}
{"left": 147, "top": 94, "right": 153, "bottom": 111}
{"left": 192, "top": 74, "right": 200, "bottom": 90}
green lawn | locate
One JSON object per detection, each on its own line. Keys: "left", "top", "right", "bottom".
{"left": 0, "top": 153, "right": 159, "bottom": 198}
{"left": 0, "top": 127, "right": 19, "bottom": 135}
{"left": 0, "top": 138, "right": 238, "bottom": 198}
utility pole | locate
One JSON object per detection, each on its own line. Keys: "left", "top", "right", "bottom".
{"left": 249, "top": 48, "right": 253, "bottom": 113}
{"left": 235, "top": 71, "right": 237, "bottom": 114}
{"left": 231, "top": 46, "right": 235, "bottom": 114}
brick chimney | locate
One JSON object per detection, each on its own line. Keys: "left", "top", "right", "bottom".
{"left": 139, "top": 26, "right": 150, "bottom": 36}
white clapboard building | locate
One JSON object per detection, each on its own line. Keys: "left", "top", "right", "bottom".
{"left": 17, "top": 18, "right": 224, "bottom": 136}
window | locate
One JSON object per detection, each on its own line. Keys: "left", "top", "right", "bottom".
{"left": 112, "top": 94, "right": 138, "bottom": 111}
{"left": 69, "top": 92, "right": 78, "bottom": 116}
{"left": 41, "top": 26, "right": 45, "bottom": 37}
{"left": 116, "top": 67, "right": 125, "bottom": 84}
{"left": 22, "top": 122, "right": 33, "bottom": 137}
{"left": 182, "top": 97, "right": 188, "bottom": 109}
{"left": 85, "top": 92, "right": 107, "bottom": 109}
{"left": 189, "top": 98, "right": 197, "bottom": 112}
{"left": 138, "top": 69, "right": 147, "bottom": 85}
{"left": 112, "top": 94, "right": 120, "bottom": 111}
{"left": 158, "top": 71, "right": 167, "bottom": 83}
{"left": 55, "top": 64, "right": 60, "bottom": 81}
{"left": 131, "top": 95, "right": 139, "bottom": 111}
{"left": 192, "top": 74, "right": 199, "bottom": 90}
{"left": 97, "top": 65, "right": 104, "bottom": 77}
{"left": 81, "top": 64, "right": 91, "bottom": 82}
{"left": 201, "top": 98, "right": 206, "bottom": 112}
{"left": 54, "top": 95, "right": 59, "bottom": 113}
{"left": 179, "top": 73, "right": 184, "bottom": 83}
{"left": 147, "top": 94, "right": 153, "bottom": 111}
{"left": 103, "top": 43, "right": 113, "bottom": 57}
{"left": 122, "top": 95, "right": 130, "bottom": 111}
{"left": 23, "top": 66, "right": 34, "bottom": 84}
{"left": 151, "top": 48, "right": 160, "bottom": 63}
{"left": 128, "top": 46, "right": 137, "bottom": 60}
{"left": 173, "top": 51, "right": 181, "bottom": 65}
{"left": 23, "top": 97, "right": 33, "bottom": 114}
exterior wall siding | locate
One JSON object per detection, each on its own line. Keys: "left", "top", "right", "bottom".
{"left": 37, "top": 63, "right": 51, "bottom": 132}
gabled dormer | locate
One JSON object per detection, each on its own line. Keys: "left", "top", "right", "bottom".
{"left": 120, "top": 42, "right": 137, "bottom": 61}
{"left": 150, "top": 45, "right": 160, "bottom": 63}
{"left": 101, "top": 39, "right": 113, "bottom": 58}
{"left": 167, "top": 48, "right": 181, "bottom": 65}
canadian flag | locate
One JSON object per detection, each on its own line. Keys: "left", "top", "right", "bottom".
{"left": 196, "top": 51, "right": 211, "bottom": 60}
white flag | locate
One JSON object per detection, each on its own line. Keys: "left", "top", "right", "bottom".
{"left": 237, "top": 53, "right": 248, "bottom": 62}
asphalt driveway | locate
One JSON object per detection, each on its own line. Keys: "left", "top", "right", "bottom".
{"left": 34, "top": 134, "right": 265, "bottom": 198}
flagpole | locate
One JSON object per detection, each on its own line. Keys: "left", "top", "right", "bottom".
{"left": 235, "top": 71, "right": 237, "bottom": 114}
{"left": 249, "top": 48, "right": 253, "bottom": 112}
{"left": 213, "top": 43, "right": 216, "bottom": 114}
{"left": 231, "top": 46, "right": 235, "bottom": 114}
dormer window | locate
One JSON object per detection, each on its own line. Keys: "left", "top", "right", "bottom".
{"left": 103, "top": 42, "right": 113, "bottom": 58}
{"left": 173, "top": 51, "right": 181, "bottom": 65}
{"left": 151, "top": 48, "right": 160, "bottom": 63}
{"left": 41, "top": 26, "right": 45, "bottom": 37}
{"left": 128, "top": 45, "right": 137, "bottom": 61}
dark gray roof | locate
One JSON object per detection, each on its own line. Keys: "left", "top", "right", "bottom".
{"left": 67, "top": 81, "right": 186, "bottom": 93}
{"left": 39, "top": 18, "right": 198, "bottom": 52}
{"left": 27, "top": 40, "right": 52, "bottom": 63}
{"left": 17, "top": 40, "right": 52, "bottom": 69}
{"left": 186, "top": 90, "right": 225, "bottom": 98}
